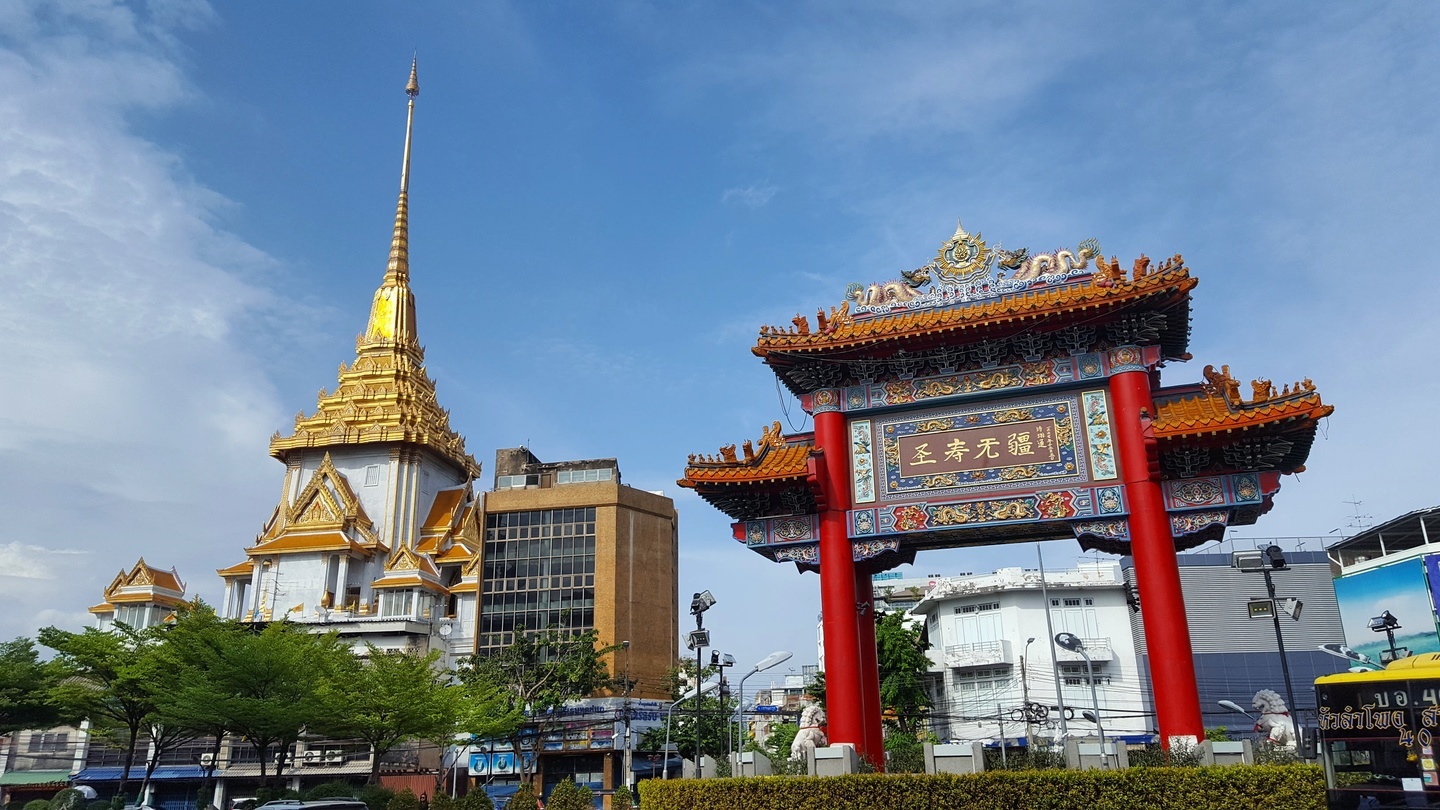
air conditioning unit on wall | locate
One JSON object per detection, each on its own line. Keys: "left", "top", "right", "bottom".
{"left": 199, "top": 753, "right": 215, "bottom": 766}
{"left": 324, "top": 749, "right": 344, "bottom": 764}
{"left": 301, "top": 750, "right": 322, "bottom": 766}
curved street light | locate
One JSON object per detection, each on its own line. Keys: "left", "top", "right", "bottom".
{"left": 730, "top": 651, "right": 794, "bottom": 760}
{"left": 1055, "top": 632, "right": 1106, "bottom": 767}
{"left": 663, "top": 679, "right": 720, "bottom": 780}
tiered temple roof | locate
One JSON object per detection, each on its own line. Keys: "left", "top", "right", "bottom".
{"left": 267, "top": 61, "right": 477, "bottom": 477}
{"left": 89, "top": 558, "right": 186, "bottom": 615}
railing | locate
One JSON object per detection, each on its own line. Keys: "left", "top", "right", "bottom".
{"left": 1054, "top": 637, "right": 1113, "bottom": 662}
{"left": 943, "top": 640, "right": 1012, "bottom": 668}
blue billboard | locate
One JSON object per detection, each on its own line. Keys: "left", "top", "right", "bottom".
{"left": 1333, "top": 556, "right": 1440, "bottom": 660}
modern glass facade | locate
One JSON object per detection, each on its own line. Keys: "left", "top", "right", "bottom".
{"left": 478, "top": 507, "right": 597, "bottom": 653}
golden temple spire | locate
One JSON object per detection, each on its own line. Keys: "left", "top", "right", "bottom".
{"left": 364, "top": 59, "right": 421, "bottom": 352}
{"left": 269, "top": 57, "right": 479, "bottom": 478}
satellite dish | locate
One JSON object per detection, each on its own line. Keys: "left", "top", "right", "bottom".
{"left": 439, "top": 624, "right": 453, "bottom": 637}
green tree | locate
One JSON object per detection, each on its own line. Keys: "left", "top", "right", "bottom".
{"left": 319, "top": 645, "right": 463, "bottom": 784}
{"left": 460, "top": 624, "right": 616, "bottom": 780}
{"left": 39, "top": 624, "right": 157, "bottom": 803}
{"left": 148, "top": 603, "right": 246, "bottom": 808}
{"left": 636, "top": 661, "right": 734, "bottom": 764}
{"left": 875, "top": 611, "right": 932, "bottom": 734}
{"left": 200, "top": 622, "right": 351, "bottom": 789}
{"left": 805, "top": 672, "right": 825, "bottom": 709}
{"left": 0, "top": 637, "right": 63, "bottom": 734}
{"left": 505, "top": 784, "right": 537, "bottom": 810}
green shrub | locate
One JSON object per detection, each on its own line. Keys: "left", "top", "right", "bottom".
{"left": 504, "top": 784, "right": 537, "bottom": 810}
{"left": 883, "top": 731, "right": 925, "bottom": 774}
{"left": 24, "top": 800, "right": 51, "bottom": 810}
{"left": 610, "top": 786, "right": 633, "bottom": 810}
{"left": 385, "top": 789, "right": 419, "bottom": 810}
{"left": 541, "top": 782, "right": 580, "bottom": 810}
{"left": 304, "top": 782, "right": 359, "bottom": 801}
{"left": 1130, "top": 741, "right": 1204, "bottom": 768}
{"left": 638, "top": 765, "right": 1325, "bottom": 810}
{"left": 454, "top": 790, "right": 492, "bottom": 810}
{"left": 50, "top": 789, "right": 84, "bottom": 810}
{"left": 572, "top": 785, "right": 592, "bottom": 810}
{"left": 254, "top": 789, "right": 299, "bottom": 807}
{"left": 428, "top": 794, "right": 455, "bottom": 810}
{"left": 86, "top": 801, "right": 111, "bottom": 810}
{"left": 357, "top": 786, "right": 395, "bottom": 810}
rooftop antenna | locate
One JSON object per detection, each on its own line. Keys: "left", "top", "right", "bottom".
{"left": 1343, "top": 497, "right": 1373, "bottom": 532}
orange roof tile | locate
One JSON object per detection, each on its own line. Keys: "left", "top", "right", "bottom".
{"left": 369, "top": 573, "right": 449, "bottom": 593}
{"left": 422, "top": 488, "right": 467, "bottom": 531}
{"left": 754, "top": 260, "right": 1195, "bottom": 356}
{"left": 448, "top": 581, "right": 479, "bottom": 593}
{"left": 435, "top": 544, "right": 474, "bottom": 564}
{"left": 680, "top": 422, "right": 813, "bottom": 489}
{"left": 247, "top": 531, "right": 367, "bottom": 556}
{"left": 216, "top": 560, "right": 254, "bottom": 578}
{"left": 1153, "top": 388, "right": 1333, "bottom": 439}
{"left": 88, "top": 602, "right": 115, "bottom": 615}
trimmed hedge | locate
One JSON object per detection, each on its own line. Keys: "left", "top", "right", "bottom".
{"left": 638, "top": 765, "right": 1324, "bottom": 810}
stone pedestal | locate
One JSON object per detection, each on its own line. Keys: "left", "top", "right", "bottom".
{"left": 729, "top": 750, "right": 773, "bottom": 777}
{"left": 1198, "top": 739, "right": 1253, "bottom": 766}
{"left": 924, "top": 741, "right": 985, "bottom": 775}
{"left": 1063, "top": 737, "right": 1128, "bottom": 770}
{"left": 807, "top": 743, "right": 859, "bottom": 776}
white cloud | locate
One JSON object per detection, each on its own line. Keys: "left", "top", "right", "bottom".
{"left": 0, "top": 0, "right": 287, "bottom": 641}
{"left": 722, "top": 185, "right": 778, "bottom": 209}
{"left": 0, "top": 542, "right": 86, "bottom": 581}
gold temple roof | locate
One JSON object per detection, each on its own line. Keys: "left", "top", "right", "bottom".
{"left": 92, "top": 558, "right": 186, "bottom": 613}
{"left": 268, "top": 61, "right": 479, "bottom": 477}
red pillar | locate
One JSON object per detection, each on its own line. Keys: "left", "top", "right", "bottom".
{"left": 1109, "top": 363, "right": 1205, "bottom": 745}
{"left": 812, "top": 405, "right": 866, "bottom": 753}
{"left": 855, "top": 573, "right": 885, "bottom": 770}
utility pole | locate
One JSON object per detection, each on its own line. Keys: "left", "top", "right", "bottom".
{"left": 621, "top": 641, "right": 633, "bottom": 791}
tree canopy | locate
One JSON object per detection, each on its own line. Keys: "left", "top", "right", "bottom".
{"left": 0, "top": 637, "right": 63, "bottom": 735}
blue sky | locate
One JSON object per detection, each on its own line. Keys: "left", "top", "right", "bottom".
{"left": 3, "top": 0, "right": 1439, "bottom": 676}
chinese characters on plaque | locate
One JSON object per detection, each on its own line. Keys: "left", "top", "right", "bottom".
{"left": 897, "top": 419, "right": 1061, "bottom": 479}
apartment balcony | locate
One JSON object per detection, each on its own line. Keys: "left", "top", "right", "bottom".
{"left": 943, "top": 640, "right": 1012, "bottom": 668}
{"left": 1053, "top": 637, "right": 1114, "bottom": 663}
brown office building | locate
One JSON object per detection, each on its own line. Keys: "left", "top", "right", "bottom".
{"left": 478, "top": 448, "right": 679, "bottom": 701}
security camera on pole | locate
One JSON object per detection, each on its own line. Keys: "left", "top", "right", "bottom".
{"left": 687, "top": 590, "right": 717, "bottom": 777}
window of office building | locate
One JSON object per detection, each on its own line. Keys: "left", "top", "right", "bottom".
{"left": 478, "top": 508, "right": 597, "bottom": 654}
{"left": 556, "top": 468, "right": 613, "bottom": 484}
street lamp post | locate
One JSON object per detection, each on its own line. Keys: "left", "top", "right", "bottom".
{"left": 1020, "top": 637, "right": 1036, "bottom": 745}
{"left": 687, "top": 590, "right": 716, "bottom": 778}
{"left": 1054, "top": 632, "right": 1105, "bottom": 767}
{"left": 732, "top": 651, "right": 792, "bottom": 764}
{"left": 663, "top": 680, "right": 719, "bottom": 780}
{"left": 1234, "top": 547, "right": 1302, "bottom": 730}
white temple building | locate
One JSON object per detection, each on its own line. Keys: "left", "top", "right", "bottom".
{"left": 214, "top": 61, "right": 481, "bottom": 667}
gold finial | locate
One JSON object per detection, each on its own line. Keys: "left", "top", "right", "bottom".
{"left": 406, "top": 56, "right": 419, "bottom": 98}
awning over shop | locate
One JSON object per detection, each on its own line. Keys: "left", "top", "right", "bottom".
{"left": 0, "top": 770, "right": 72, "bottom": 787}
{"left": 75, "top": 766, "right": 205, "bottom": 782}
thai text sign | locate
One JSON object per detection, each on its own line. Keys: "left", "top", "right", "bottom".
{"left": 896, "top": 418, "right": 1061, "bottom": 478}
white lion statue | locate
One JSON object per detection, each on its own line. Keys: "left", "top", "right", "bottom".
{"left": 791, "top": 704, "right": 829, "bottom": 760}
{"left": 1253, "top": 689, "right": 1296, "bottom": 748}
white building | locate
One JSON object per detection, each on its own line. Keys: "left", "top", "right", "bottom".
{"left": 909, "top": 561, "right": 1151, "bottom": 745}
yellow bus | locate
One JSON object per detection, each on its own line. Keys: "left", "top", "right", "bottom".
{"left": 1316, "top": 652, "right": 1440, "bottom": 809}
